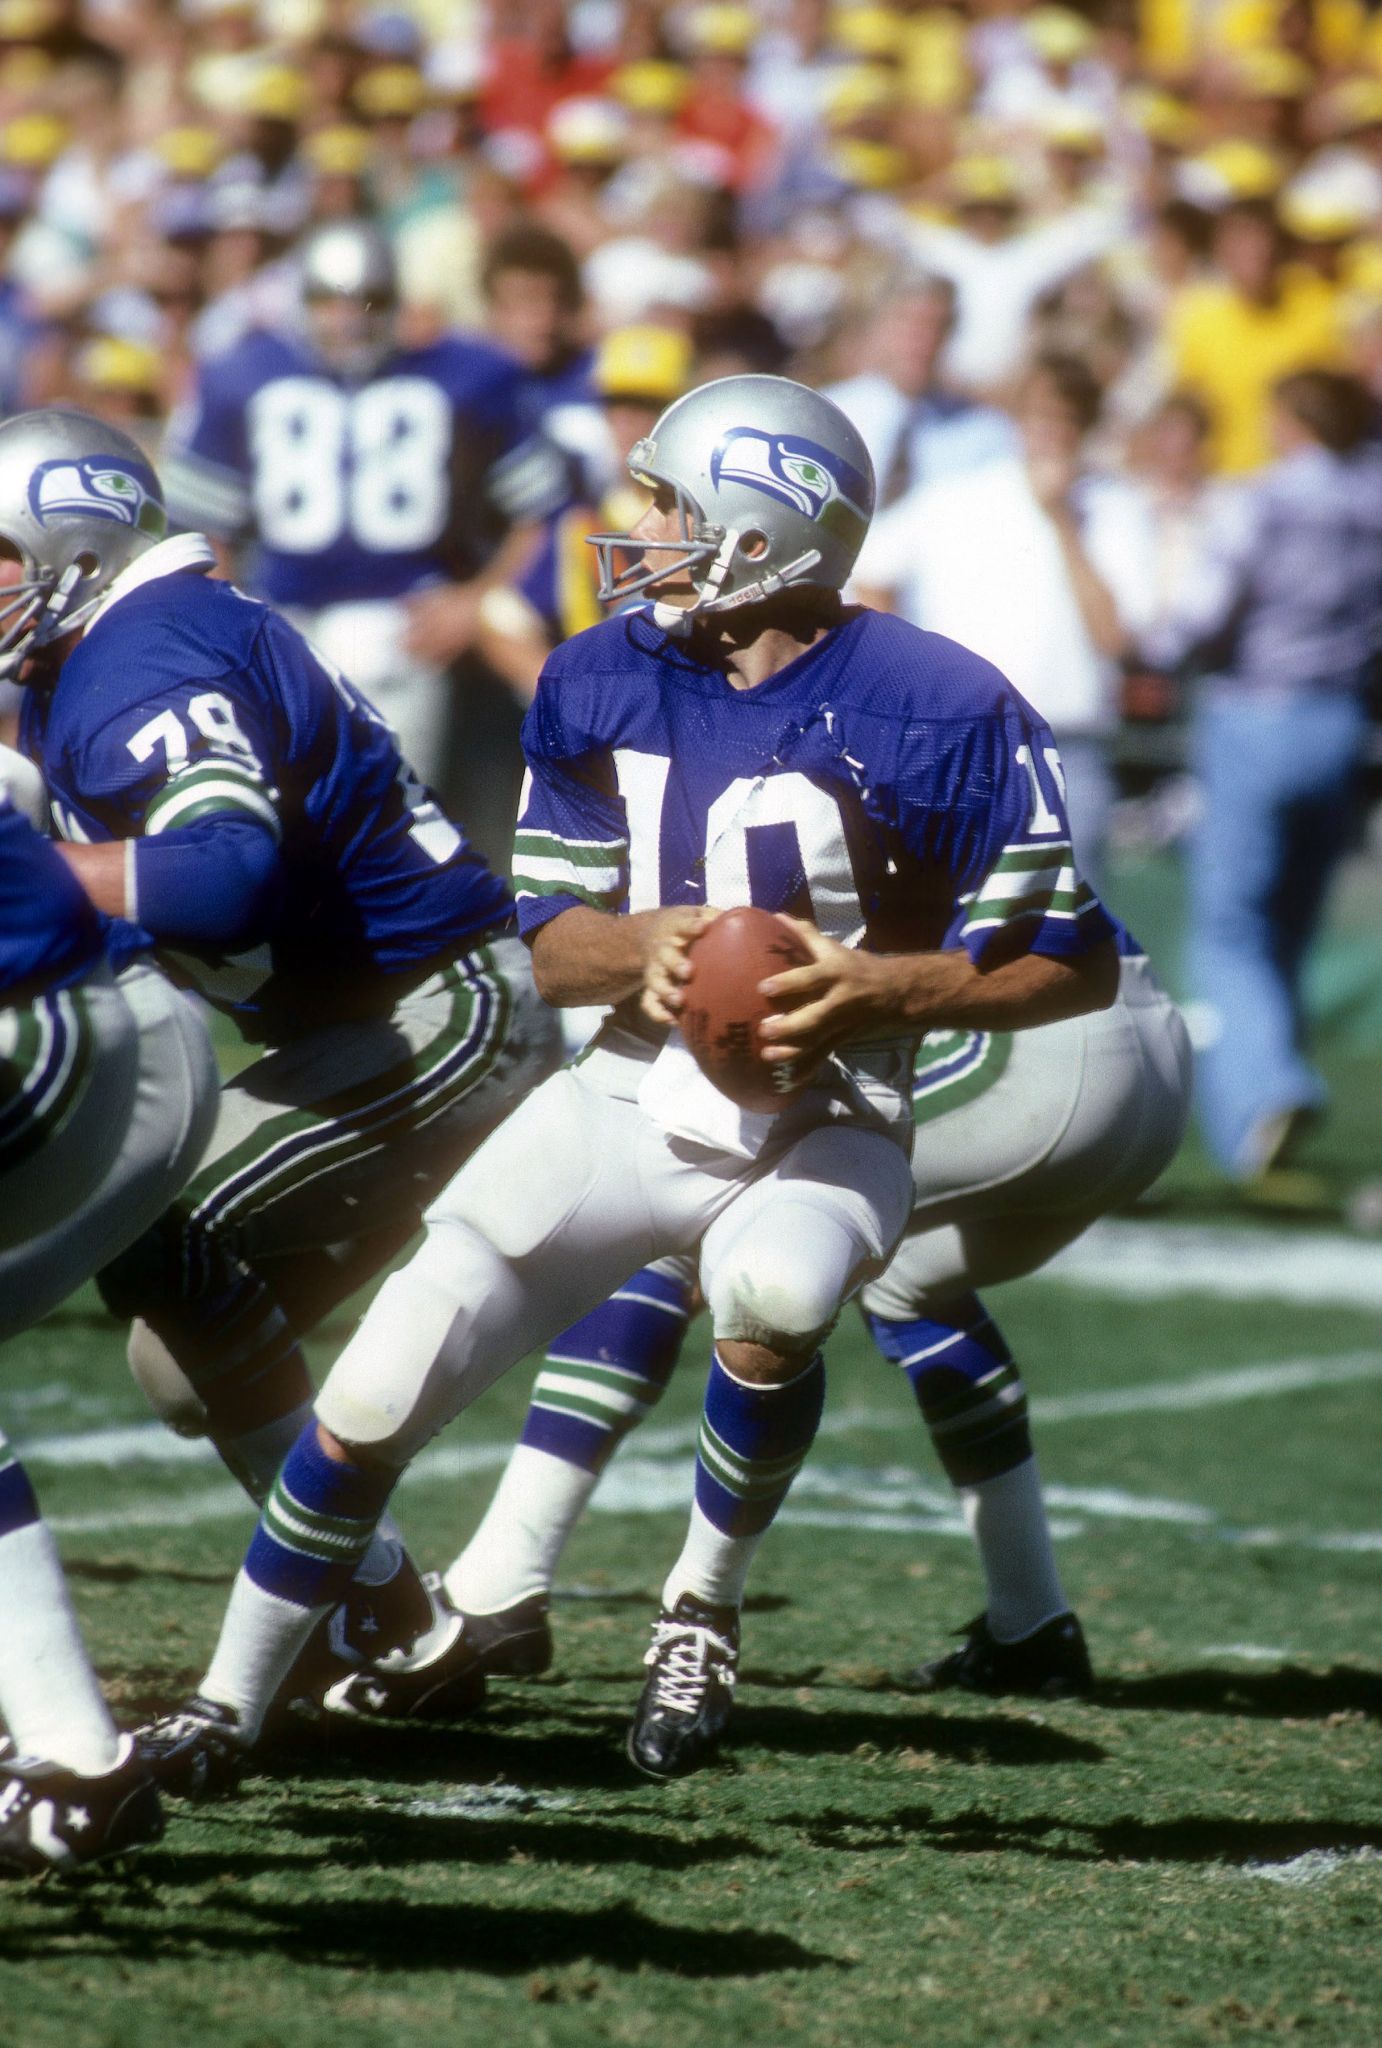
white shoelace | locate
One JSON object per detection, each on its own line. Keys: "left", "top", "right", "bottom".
{"left": 645, "top": 1620, "right": 738, "bottom": 1715}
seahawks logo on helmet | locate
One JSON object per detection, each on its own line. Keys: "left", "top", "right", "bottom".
{"left": 28, "top": 455, "right": 167, "bottom": 537}
{"left": 710, "top": 429, "right": 870, "bottom": 543}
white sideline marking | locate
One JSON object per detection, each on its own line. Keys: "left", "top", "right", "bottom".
{"left": 1199, "top": 1644, "right": 1295, "bottom": 1662}
{"left": 1043, "top": 1484, "right": 1215, "bottom": 1524}
{"left": 44, "top": 1448, "right": 1382, "bottom": 1560}
{"left": 1033, "top": 1352, "right": 1382, "bottom": 1422}
{"left": 23, "top": 1348, "right": 1382, "bottom": 1475}
{"left": 380, "top": 1785, "right": 574, "bottom": 1822}
{"left": 1046, "top": 1219, "right": 1382, "bottom": 1310}
{"left": 1242, "top": 1848, "right": 1381, "bottom": 1888}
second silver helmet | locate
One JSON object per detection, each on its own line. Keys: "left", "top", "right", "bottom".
{"left": 0, "top": 407, "right": 167, "bottom": 678}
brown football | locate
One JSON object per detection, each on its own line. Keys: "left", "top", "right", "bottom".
{"left": 679, "top": 907, "right": 816, "bottom": 1113}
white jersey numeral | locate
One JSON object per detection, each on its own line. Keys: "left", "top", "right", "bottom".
{"left": 613, "top": 749, "right": 671, "bottom": 914}
{"left": 610, "top": 754, "right": 864, "bottom": 938}
{"left": 126, "top": 693, "right": 262, "bottom": 775}
{"left": 246, "top": 375, "right": 453, "bottom": 556}
{"left": 1014, "top": 742, "right": 1066, "bottom": 837}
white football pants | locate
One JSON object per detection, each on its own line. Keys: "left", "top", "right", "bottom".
{"left": 0, "top": 962, "right": 219, "bottom": 1344}
{"left": 316, "top": 1031, "right": 915, "bottom": 1463}
{"left": 861, "top": 953, "right": 1192, "bottom": 1317}
{"left": 630, "top": 956, "right": 1191, "bottom": 1319}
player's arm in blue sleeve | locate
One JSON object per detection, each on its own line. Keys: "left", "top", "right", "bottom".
{"left": 512, "top": 672, "right": 630, "bottom": 942}
{"left": 62, "top": 687, "right": 282, "bottom": 948}
{"left": 513, "top": 666, "right": 713, "bottom": 1010}
{"left": 759, "top": 689, "right": 1118, "bottom": 1067}
{"left": 933, "top": 707, "right": 1116, "bottom": 967}
{"left": 160, "top": 362, "right": 254, "bottom": 542}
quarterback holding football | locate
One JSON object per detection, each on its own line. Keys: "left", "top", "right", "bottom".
{"left": 145, "top": 372, "right": 1159, "bottom": 1787}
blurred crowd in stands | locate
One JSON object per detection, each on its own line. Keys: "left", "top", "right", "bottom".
{"left": 4, "top": 0, "right": 1382, "bottom": 1185}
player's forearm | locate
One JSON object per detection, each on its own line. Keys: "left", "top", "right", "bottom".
{"left": 529, "top": 905, "right": 660, "bottom": 1007}
{"left": 56, "top": 841, "right": 132, "bottom": 917}
{"left": 877, "top": 937, "right": 1119, "bottom": 1035}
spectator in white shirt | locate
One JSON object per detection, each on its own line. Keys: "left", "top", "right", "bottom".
{"left": 867, "top": 154, "right": 1130, "bottom": 393}
{"left": 822, "top": 274, "right": 1016, "bottom": 504}
{"left": 853, "top": 351, "right": 1158, "bottom": 877}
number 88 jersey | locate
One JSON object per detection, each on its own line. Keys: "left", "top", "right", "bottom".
{"left": 162, "top": 328, "right": 564, "bottom": 609}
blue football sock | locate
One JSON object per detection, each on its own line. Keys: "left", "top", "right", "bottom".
{"left": 244, "top": 1422, "right": 398, "bottom": 1612}
{"left": 866, "top": 1293, "right": 1032, "bottom": 1487}
{"left": 694, "top": 1348, "right": 826, "bottom": 1541}
{"left": 520, "top": 1264, "right": 692, "bottom": 1475}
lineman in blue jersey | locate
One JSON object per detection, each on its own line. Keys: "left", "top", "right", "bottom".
{"left": 150, "top": 375, "right": 1140, "bottom": 1787}
{"left": 162, "top": 221, "right": 566, "bottom": 789}
{"left": 0, "top": 793, "right": 217, "bottom": 1874}
{"left": 4, "top": 408, "right": 561, "bottom": 1730}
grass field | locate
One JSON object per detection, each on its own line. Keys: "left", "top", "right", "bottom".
{"left": 3, "top": 853, "right": 1381, "bottom": 2048}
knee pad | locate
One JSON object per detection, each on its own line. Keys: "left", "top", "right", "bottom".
{"left": 127, "top": 1319, "right": 210, "bottom": 1438}
{"left": 315, "top": 1215, "right": 530, "bottom": 1461}
{"left": 706, "top": 1237, "right": 846, "bottom": 1355}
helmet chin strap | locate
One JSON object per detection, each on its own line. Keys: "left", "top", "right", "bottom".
{"left": 654, "top": 536, "right": 826, "bottom": 636}
{"left": 31, "top": 562, "right": 87, "bottom": 647}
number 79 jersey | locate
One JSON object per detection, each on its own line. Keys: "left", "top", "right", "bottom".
{"left": 514, "top": 606, "right": 1127, "bottom": 968}
{"left": 162, "top": 329, "right": 563, "bottom": 609}
{"left": 22, "top": 564, "right": 513, "bottom": 1034}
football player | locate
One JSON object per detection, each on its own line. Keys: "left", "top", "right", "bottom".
{"left": 141, "top": 375, "right": 1131, "bottom": 1792}
{"left": 7, "top": 408, "right": 562, "bottom": 1733}
{"left": 161, "top": 219, "right": 567, "bottom": 789}
{"left": 444, "top": 960, "right": 1191, "bottom": 1725}
{"left": 0, "top": 795, "right": 217, "bottom": 1873}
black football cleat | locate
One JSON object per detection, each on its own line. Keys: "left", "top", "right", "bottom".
{"left": 452, "top": 1593, "right": 553, "bottom": 1678}
{"left": 906, "top": 1610, "right": 1095, "bottom": 1699}
{"left": 275, "top": 1564, "right": 434, "bottom": 1719}
{"left": 138, "top": 1695, "right": 250, "bottom": 1800}
{"left": 626, "top": 1593, "right": 740, "bottom": 1781}
{"left": 321, "top": 1574, "right": 487, "bottom": 1721}
{"left": 0, "top": 1736, "right": 164, "bottom": 1875}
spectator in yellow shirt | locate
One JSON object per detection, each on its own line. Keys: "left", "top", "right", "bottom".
{"left": 1167, "top": 198, "right": 1348, "bottom": 472}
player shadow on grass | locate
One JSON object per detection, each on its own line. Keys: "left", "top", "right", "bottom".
{"left": 791, "top": 1805, "right": 1382, "bottom": 1869}
{"left": 729, "top": 1701, "right": 1108, "bottom": 1766}
{"left": 3, "top": 1888, "right": 838, "bottom": 1979}
{"left": 265, "top": 1702, "right": 691, "bottom": 1796}
{"left": 1097, "top": 1665, "right": 1382, "bottom": 1720}
{"left": 66, "top": 1559, "right": 230, "bottom": 1588}
{"left": 273, "top": 1803, "right": 766, "bottom": 1873}
{"left": 260, "top": 1696, "right": 1106, "bottom": 1795}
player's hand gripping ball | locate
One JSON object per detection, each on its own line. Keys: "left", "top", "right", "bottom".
{"left": 680, "top": 906, "right": 816, "bottom": 1113}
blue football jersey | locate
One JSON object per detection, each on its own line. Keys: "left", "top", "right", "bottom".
{"left": 23, "top": 561, "right": 513, "bottom": 1035}
{"left": 162, "top": 327, "right": 566, "bottom": 609}
{"left": 0, "top": 797, "right": 104, "bottom": 998}
{"left": 514, "top": 606, "right": 1128, "bottom": 966}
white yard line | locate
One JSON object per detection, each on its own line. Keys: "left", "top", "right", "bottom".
{"left": 1199, "top": 1644, "right": 1294, "bottom": 1662}
{"left": 1033, "top": 1352, "right": 1382, "bottom": 1422}
{"left": 1045, "top": 1218, "right": 1382, "bottom": 1310}
{"left": 44, "top": 1436, "right": 1382, "bottom": 1558}
{"left": 1241, "top": 1848, "right": 1381, "bottom": 1888}
{"left": 23, "top": 1348, "right": 1382, "bottom": 1474}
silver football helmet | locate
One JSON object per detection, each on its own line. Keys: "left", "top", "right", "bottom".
{"left": 298, "top": 220, "right": 398, "bottom": 378}
{"left": 589, "top": 373, "right": 875, "bottom": 625}
{"left": 0, "top": 407, "right": 167, "bottom": 679}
